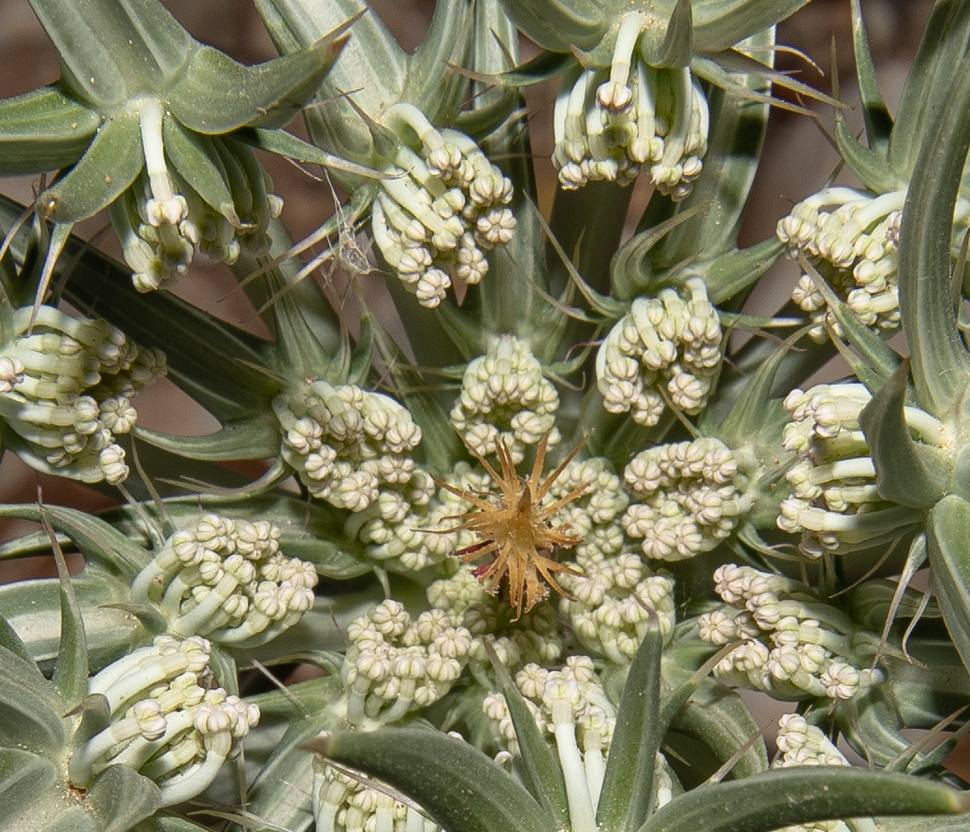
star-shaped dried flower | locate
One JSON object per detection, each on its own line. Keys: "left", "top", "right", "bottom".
{"left": 432, "top": 432, "right": 589, "bottom": 620}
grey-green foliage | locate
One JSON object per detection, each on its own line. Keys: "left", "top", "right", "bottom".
{"left": 0, "top": 0, "right": 969, "bottom": 831}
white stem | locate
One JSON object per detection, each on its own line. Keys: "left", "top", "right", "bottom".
{"left": 553, "top": 720, "right": 596, "bottom": 832}
{"left": 139, "top": 99, "right": 173, "bottom": 204}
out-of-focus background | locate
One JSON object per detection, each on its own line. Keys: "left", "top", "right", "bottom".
{"left": 0, "top": 0, "right": 930, "bottom": 562}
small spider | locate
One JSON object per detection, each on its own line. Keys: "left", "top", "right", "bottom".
{"left": 432, "top": 432, "right": 590, "bottom": 620}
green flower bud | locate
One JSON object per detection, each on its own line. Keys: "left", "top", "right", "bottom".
{"left": 131, "top": 514, "right": 317, "bottom": 646}
{"left": 71, "top": 635, "right": 259, "bottom": 806}
{"left": 597, "top": 277, "right": 722, "bottom": 425}
{"left": 0, "top": 305, "right": 165, "bottom": 483}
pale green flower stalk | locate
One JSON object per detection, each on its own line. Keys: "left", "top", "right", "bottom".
{"left": 622, "top": 437, "right": 750, "bottom": 562}
{"left": 483, "top": 654, "right": 673, "bottom": 827}
{"left": 450, "top": 335, "right": 560, "bottom": 464}
{"left": 698, "top": 564, "right": 884, "bottom": 701}
{"left": 312, "top": 756, "right": 442, "bottom": 832}
{"left": 275, "top": 380, "right": 423, "bottom": 511}
{"left": 130, "top": 514, "right": 318, "bottom": 646}
{"left": 596, "top": 276, "right": 722, "bottom": 426}
{"left": 777, "top": 383, "right": 940, "bottom": 557}
{"left": 553, "top": 13, "right": 709, "bottom": 199}
{"left": 371, "top": 103, "right": 516, "bottom": 308}
{"left": 109, "top": 99, "right": 284, "bottom": 292}
{"left": 0, "top": 304, "right": 165, "bottom": 483}
{"left": 340, "top": 599, "right": 472, "bottom": 726}
{"left": 69, "top": 635, "right": 259, "bottom": 807}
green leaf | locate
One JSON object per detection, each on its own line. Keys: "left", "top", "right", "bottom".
{"left": 484, "top": 640, "right": 569, "bottom": 828}
{"left": 896, "top": 17, "right": 970, "bottom": 418}
{"left": 244, "top": 676, "right": 348, "bottom": 830}
{"left": 0, "top": 503, "right": 148, "bottom": 578}
{"left": 134, "top": 416, "right": 282, "bottom": 462}
{"left": 462, "top": 49, "right": 575, "bottom": 89}
{"left": 0, "top": 615, "right": 31, "bottom": 664}
{"left": 640, "top": 767, "right": 970, "bottom": 832}
{"left": 709, "top": 237, "right": 785, "bottom": 305}
{"left": 161, "top": 120, "right": 237, "bottom": 224}
{"left": 26, "top": 0, "right": 191, "bottom": 106}
{"left": 0, "top": 748, "right": 57, "bottom": 819}
{"left": 0, "top": 86, "right": 100, "bottom": 176}
{"left": 86, "top": 765, "right": 160, "bottom": 832}
{"left": 236, "top": 127, "right": 388, "bottom": 181}
{"left": 693, "top": 0, "right": 810, "bottom": 53}
{"left": 713, "top": 328, "right": 800, "bottom": 450}
{"left": 848, "top": 0, "right": 892, "bottom": 156}
{"left": 652, "top": 0, "right": 693, "bottom": 68}
{"left": 797, "top": 256, "right": 901, "bottom": 389}
{"left": 50, "top": 510, "right": 89, "bottom": 709}
{"left": 859, "top": 361, "right": 950, "bottom": 509}
{"left": 169, "top": 33, "right": 347, "bottom": 134}
{"left": 404, "top": 0, "right": 475, "bottom": 120}
{"left": 0, "top": 571, "right": 142, "bottom": 671}
{"left": 256, "top": 0, "right": 404, "bottom": 168}
{"left": 833, "top": 117, "right": 899, "bottom": 195}
{"left": 495, "top": 0, "right": 609, "bottom": 53}
{"left": 888, "top": 0, "right": 970, "bottom": 179}
{"left": 37, "top": 108, "right": 143, "bottom": 224}
{"left": 928, "top": 495, "right": 970, "bottom": 678}
{"left": 307, "top": 728, "right": 558, "bottom": 832}
{"left": 693, "top": 48, "right": 841, "bottom": 112}
{"left": 666, "top": 680, "right": 768, "bottom": 780}
{"left": 0, "top": 647, "right": 65, "bottom": 754}
{"left": 596, "top": 619, "right": 664, "bottom": 832}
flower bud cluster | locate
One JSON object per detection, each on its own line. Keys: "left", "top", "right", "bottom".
{"left": 778, "top": 384, "right": 938, "bottom": 557}
{"left": 130, "top": 514, "right": 317, "bottom": 646}
{"left": 481, "top": 653, "right": 670, "bottom": 827}
{"left": 275, "top": 380, "right": 423, "bottom": 512}
{"left": 343, "top": 465, "right": 439, "bottom": 571}
{"left": 312, "top": 756, "right": 441, "bottom": 832}
{"left": 698, "top": 564, "right": 884, "bottom": 702}
{"left": 622, "top": 437, "right": 750, "bottom": 562}
{"left": 559, "top": 551, "right": 675, "bottom": 665}
{"left": 0, "top": 305, "right": 165, "bottom": 483}
{"left": 352, "top": 459, "right": 489, "bottom": 573}
{"left": 542, "top": 455, "right": 629, "bottom": 561}
{"left": 771, "top": 714, "right": 853, "bottom": 832}
{"left": 450, "top": 336, "right": 560, "bottom": 464}
{"left": 69, "top": 635, "right": 259, "bottom": 806}
{"left": 553, "top": 22, "right": 709, "bottom": 200}
{"left": 340, "top": 599, "right": 473, "bottom": 725}
{"left": 427, "top": 568, "right": 563, "bottom": 684}
{"left": 370, "top": 103, "right": 516, "bottom": 308}
{"left": 114, "top": 100, "right": 282, "bottom": 291}
{"left": 597, "top": 277, "right": 722, "bottom": 426}
{"left": 776, "top": 187, "right": 908, "bottom": 342}
{"left": 774, "top": 713, "right": 849, "bottom": 768}
{"left": 483, "top": 655, "right": 615, "bottom": 760}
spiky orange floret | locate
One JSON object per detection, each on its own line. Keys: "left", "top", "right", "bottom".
{"left": 432, "top": 432, "right": 589, "bottom": 621}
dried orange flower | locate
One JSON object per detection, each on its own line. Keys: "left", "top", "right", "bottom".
{"left": 433, "top": 432, "right": 589, "bottom": 620}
